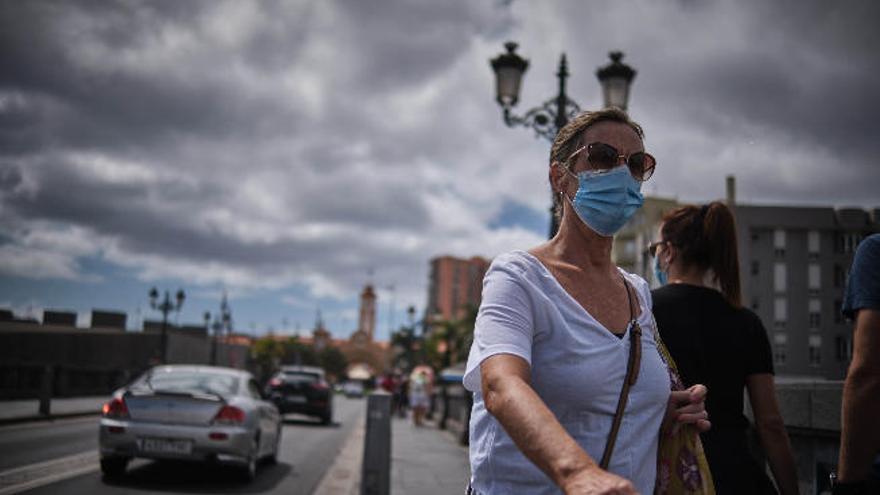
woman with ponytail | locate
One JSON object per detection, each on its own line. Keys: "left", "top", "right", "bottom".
{"left": 650, "top": 201, "right": 799, "bottom": 495}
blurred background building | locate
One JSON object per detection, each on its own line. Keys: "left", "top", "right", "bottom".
{"left": 425, "top": 256, "right": 490, "bottom": 323}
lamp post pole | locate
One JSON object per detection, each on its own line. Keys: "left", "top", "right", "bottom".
{"left": 204, "top": 311, "right": 223, "bottom": 366}
{"left": 490, "top": 43, "right": 637, "bottom": 238}
{"left": 150, "top": 287, "right": 185, "bottom": 364}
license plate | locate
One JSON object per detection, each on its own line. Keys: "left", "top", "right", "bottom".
{"left": 286, "top": 395, "right": 307, "bottom": 404}
{"left": 137, "top": 437, "right": 193, "bottom": 455}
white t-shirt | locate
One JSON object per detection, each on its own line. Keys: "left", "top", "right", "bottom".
{"left": 464, "top": 251, "right": 670, "bottom": 495}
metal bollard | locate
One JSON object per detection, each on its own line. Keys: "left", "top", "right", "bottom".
{"left": 38, "top": 365, "right": 53, "bottom": 416}
{"left": 361, "top": 391, "right": 391, "bottom": 495}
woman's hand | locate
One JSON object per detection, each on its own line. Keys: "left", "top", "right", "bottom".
{"left": 561, "top": 464, "right": 638, "bottom": 494}
{"left": 663, "top": 384, "right": 711, "bottom": 434}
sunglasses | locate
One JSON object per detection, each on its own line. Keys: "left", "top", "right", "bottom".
{"left": 647, "top": 241, "right": 665, "bottom": 257}
{"left": 567, "top": 142, "right": 657, "bottom": 182}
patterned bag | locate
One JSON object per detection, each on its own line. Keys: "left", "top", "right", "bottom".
{"left": 651, "top": 316, "right": 716, "bottom": 495}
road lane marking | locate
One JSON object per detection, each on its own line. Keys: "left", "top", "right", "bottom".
{"left": 0, "top": 415, "right": 98, "bottom": 433}
{"left": 0, "top": 451, "right": 98, "bottom": 495}
{"left": 313, "top": 407, "right": 366, "bottom": 495}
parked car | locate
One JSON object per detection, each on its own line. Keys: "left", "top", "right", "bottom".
{"left": 99, "top": 365, "right": 281, "bottom": 481}
{"left": 342, "top": 380, "right": 365, "bottom": 398}
{"left": 265, "top": 365, "right": 333, "bottom": 424}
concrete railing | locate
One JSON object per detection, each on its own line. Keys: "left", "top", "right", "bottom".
{"left": 434, "top": 382, "right": 471, "bottom": 446}
{"left": 0, "top": 328, "right": 250, "bottom": 399}
{"left": 747, "top": 378, "right": 844, "bottom": 495}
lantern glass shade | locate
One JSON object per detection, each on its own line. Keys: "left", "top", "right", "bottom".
{"left": 495, "top": 66, "right": 525, "bottom": 107}
{"left": 601, "top": 76, "right": 631, "bottom": 110}
{"left": 491, "top": 42, "right": 529, "bottom": 107}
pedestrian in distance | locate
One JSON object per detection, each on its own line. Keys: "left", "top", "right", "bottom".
{"left": 834, "top": 233, "right": 880, "bottom": 495}
{"left": 463, "top": 108, "right": 710, "bottom": 495}
{"left": 398, "top": 374, "right": 409, "bottom": 418}
{"left": 409, "top": 370, "right": 431, "bottom": 427}
{"left": 650, "top": 202, "right": 799, "bottom": 495}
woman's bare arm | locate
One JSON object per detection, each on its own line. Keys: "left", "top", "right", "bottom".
{"left": 480, "top": 353, "right": 636, "bottom": 494}
{"left": 746, "top": 373, "right": 799, "bottom": 495}
{"left": 838, "top": 309, "right": 880, "bottom": 482}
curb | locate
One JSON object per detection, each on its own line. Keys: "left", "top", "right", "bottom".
{"left": 313, "top": 406, "right": 366, "bottom": 495}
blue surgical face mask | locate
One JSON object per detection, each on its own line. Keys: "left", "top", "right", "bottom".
{"left": 653, "top": 254, "right": 668, "bottom": 286}
{"left": 564, "top": 165, "right": 644, "bottom": 237}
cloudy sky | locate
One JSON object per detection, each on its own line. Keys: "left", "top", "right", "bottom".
{"left": 1, "top": 0, "right": 878, "bottom": 339}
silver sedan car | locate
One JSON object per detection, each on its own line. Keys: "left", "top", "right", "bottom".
{"left": 99, "top": 365, "right": 282, "bottom": 481}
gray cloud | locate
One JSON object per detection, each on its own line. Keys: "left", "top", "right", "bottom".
{"left": 0, "top": 0, "right": 877, "bottom": 317}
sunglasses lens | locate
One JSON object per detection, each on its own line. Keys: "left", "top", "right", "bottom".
{"left": 629, "top": 153, "right": 656, "bottom": 181}
{"left": 587, "top": 143, "right": 618, "bottom": 170}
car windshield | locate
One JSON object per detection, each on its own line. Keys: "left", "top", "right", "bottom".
{"left": 139, "top": 369, "right": 240, "bottom": 397}
{"left": 282, "top": 372, "right": 320, "bottom": 384}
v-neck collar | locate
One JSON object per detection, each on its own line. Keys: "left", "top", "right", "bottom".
{"left": 517, "top": 250, "right": 643, "bottom": 342}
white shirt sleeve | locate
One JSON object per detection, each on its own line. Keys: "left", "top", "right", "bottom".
{"left": 463, "top": 258, "right": 535, "bottom": 392}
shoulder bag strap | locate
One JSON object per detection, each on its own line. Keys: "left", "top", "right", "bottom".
{"left": 599, "top": 278, "right": 642, "bottom": 470}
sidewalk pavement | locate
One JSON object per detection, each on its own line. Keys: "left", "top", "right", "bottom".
{"left": 391, "top": 414, "right": 471, "bottom": 495}
{"left": 0, "top": 396, "right": 106, "bottom": 424}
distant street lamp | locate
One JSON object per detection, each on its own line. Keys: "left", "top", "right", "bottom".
{"left": 203, "top": 299, "right": 233, "bottom": 366}
{"left": 490, "top": 42, "right": 637, "bottom": 238}
{"left": 149, "top": 287, "right": 185, "bottom": 364}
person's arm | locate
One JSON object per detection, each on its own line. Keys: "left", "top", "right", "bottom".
{"left": 838, "top": 308, "right": 880, "bottom": 483}
{"left": 746, "top": 373, "right": 799, "bottom": 495}
{"left": 480, "top": 353, "right": 637, "bottom": 495}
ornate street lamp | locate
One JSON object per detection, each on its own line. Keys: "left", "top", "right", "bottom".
{"left": 490, "top": 43, "right": 637, "bottom": 238}
{"left": 596, "top": 51, "right": 637, "bottom": 111}
{"left": 203, "top": 295, "right": 233, "bottom": 366}
{"left": 490, "top": 42, "right": 581, "bottom": 143}
{"left": 149, "top": 287, "right": 185, "bottom": 364}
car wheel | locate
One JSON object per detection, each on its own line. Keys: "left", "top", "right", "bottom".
{"left": 100, "top": 457, "right": 129, "bottom": 478}
{"left": 320, "top": 409, "right": 332, "bottom": 425}
{"left": 240, "top": 435, "right": 259, "bottom": 482}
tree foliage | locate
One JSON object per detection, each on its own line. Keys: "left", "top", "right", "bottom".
{"left": 424, "top": 303, "right": 478, "bottom": 371}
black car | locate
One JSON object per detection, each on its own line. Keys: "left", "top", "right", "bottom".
{"left": 265, "top": 366, "right": 333, "bottom": 424}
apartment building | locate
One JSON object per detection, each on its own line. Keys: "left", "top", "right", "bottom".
{"left": 425, "top": 255, "right": 491, "bottom": 323}
{"left": 735, "top": 206, "right": 878, "bottom": 379}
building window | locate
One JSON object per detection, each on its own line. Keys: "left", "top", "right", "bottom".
{"left": 808, "top": 230, "right": 820, "bottom": 259}
{"left": 834, "top": 299, "right": 843, "bottom": 324}
{"left": 809, "top": 298, "right": 821, "bottom": 329}
{"left": 834, "top": 335, "right": 848, "bottom": 361}
{"left": 774, "top": 263, "right": 787, "bottom": 293}
{"left": 774, "top": 333, "right": 787, "bottom": 366}
{"left": 774, "top": 297, "right": 787, "bottom": 329}
{"left": 843, "top": 233, "right": 863, "bottom": 254}
{"left": 809, "top": 335, "right": 822, "bottom": 366}
{"left": 808, "top": 264, "right": 821, "bottom": 295}
{"left": 834, "top": 264, "right": 845, "bottom": 288}
{"left": 773, "top": 229, "right": 786, "bottom": 258}
{"left": 751, "top": 261, "right": 759, "bottom": 276}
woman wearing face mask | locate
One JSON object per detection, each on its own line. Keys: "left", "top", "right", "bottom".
{"left": 463, "top": 108, "right": 710, "bottom": 495}
{"left": 650, "top": 202, "right": 799, "bottom": 495}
